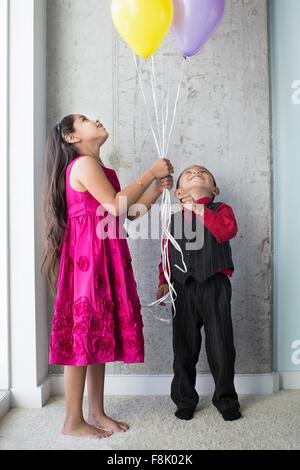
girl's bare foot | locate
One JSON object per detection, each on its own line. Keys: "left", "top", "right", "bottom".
{"left": 88, "top": 413, "right": 129, "bottom": 433}
{"left": 62, "top": 420, "right": 113, "bottom": 439}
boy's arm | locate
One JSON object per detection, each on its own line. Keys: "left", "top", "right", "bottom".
{"left": 196, "top": 201, "right": 238, "bottom": 243}
{"left": 158, "top": 239, "right": 172, "bottom": 286}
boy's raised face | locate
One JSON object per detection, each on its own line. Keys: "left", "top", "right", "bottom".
{"left": 175, "top": 165, "right": 220, "bottom": 200}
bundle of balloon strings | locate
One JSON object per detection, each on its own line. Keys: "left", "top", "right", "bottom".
{"left": 133, "top": 54, "right": 188, "bottom": 323}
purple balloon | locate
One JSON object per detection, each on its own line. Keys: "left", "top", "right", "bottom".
{"left": 172, "top": 0, "right": 225, "bottom": 58}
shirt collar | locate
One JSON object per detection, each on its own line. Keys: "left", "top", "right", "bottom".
{"left": 195, "top": 196, "right": 213, "bottom": 206}
{"left": 181, "top": 195, "right": 213, "bottom": 222}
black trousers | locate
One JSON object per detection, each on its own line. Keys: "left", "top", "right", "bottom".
{"left": 171, "top": 273, "right": 240, "bottom": 415}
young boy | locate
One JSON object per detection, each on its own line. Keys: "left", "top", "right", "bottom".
{"left": 156, "top": 165, "right": 241, "bottom": 422}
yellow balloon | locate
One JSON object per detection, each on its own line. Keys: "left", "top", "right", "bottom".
{"left": 111, "top": 0, "right": 174, "bottom": 61}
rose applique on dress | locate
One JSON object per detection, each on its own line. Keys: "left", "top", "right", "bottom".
{"left": 73, "top": 296, "right": 93, "bottom": 318}
{"left": 102, "top": 296, "right": 114, "bottom": 316}
{"left": 53, "top": 317, "right": 68, "bottom": 335}
{"left": 50, "top": 332, "right": 73, "bottom": 358}
{"left": 77, "top": 256, "right": 90, "bottom": 272}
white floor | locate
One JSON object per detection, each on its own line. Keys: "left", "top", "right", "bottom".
{"left": 0, "top": 391, "right": 299, "bottom": 450}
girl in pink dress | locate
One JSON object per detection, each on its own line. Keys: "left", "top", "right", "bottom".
{"left": 41, "top": 114, "right": 173, "bottom": 440}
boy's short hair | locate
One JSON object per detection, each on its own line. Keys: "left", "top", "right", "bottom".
{"left": 176, "top": 166, "right": 218, "bottom": 201}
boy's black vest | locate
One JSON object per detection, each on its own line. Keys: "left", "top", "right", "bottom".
{"left": 169, "top": 201, "right": 234, "bottom": 285}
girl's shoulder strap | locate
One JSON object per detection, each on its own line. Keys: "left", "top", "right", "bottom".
{"left": 67, "top": 154, "right": 85, "bottom": 171}
{"left": 66, "top": 156, "right": 87, "bottom": 193}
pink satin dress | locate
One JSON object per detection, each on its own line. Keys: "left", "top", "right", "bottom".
{"left": 49, "top": 155, "right": 145, "bottom": 366}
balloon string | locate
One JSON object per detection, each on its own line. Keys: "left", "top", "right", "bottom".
{"left": 132, "top": 53, "right": 188, "bottom": 322}
{"left": 165, "top": 57, "right": 186, "bottom": 156}
{"left": 150, "top": 57, "right": 163, "bottom": 156}
{"left": 164, "top": 66, "right": 170, "bottom": 156}
{"left": 161, "top": 54, "right": 166, "bottom": 156}
{"left": 161, "top": 59, "right": 188, "bottom": 320}
{"left": 132, "top": 53, "right": 161, "bottom": 157}
{"left": 148, "top": 194, "right": 188, "bottom": 321}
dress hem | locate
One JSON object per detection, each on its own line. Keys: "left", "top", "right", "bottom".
{"left": 49, "top": 358, "right": 145, "bottom": 367}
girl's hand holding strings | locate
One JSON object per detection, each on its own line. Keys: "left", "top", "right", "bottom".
{"left": 149, "top": 158, "right": 174, "bottom": 179}
{"left": 155, "top": 175, "right": 174, "bottom": 193}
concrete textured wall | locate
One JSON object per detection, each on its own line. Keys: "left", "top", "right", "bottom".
{"left": 47, "top": 0, "right": 272, "bottom": 375}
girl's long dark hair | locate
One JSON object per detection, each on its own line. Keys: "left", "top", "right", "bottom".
{"left": 41, "top": 114, "right": 77, "bottom": 297}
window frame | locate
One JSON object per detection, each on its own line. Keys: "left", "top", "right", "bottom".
{"left": 0, "top": 0, "right": 11, "bottom": 396}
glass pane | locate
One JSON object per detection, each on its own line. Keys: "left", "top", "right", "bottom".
{"left": 0, "top": 0, "right": 9, "bottom": 393}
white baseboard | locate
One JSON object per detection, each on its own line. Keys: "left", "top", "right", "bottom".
{"left": 0, "top": 391, "right": 11, "bottom": 420}
{"left": 280, "top": 372, "right": 300, "bottom": 389}
{"left": 3, "top": 373, "right": 298, "bottom": 412}
{"left": 51, "top": 373, "right": 279, "bottom": 397}
{"left": 10, "top": 378, "right": 51, "bottom": 409}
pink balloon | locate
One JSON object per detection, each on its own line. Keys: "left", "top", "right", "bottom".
{"left": 172, "top": 0, "right": 226, "bottom": 58}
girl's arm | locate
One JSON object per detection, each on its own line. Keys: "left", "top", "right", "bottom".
{"left": 127, "top": 176, "right": 173, "bottom": 221}
{"left": 74, "top": 156, "right": 173, "bottom": 217}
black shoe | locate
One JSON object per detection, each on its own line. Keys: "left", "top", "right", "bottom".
{"left": 222, "top": 410, "right": 242, "bottom": 422}
{"left": 175, "top": 409, "right": 194, "bottom": 421}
